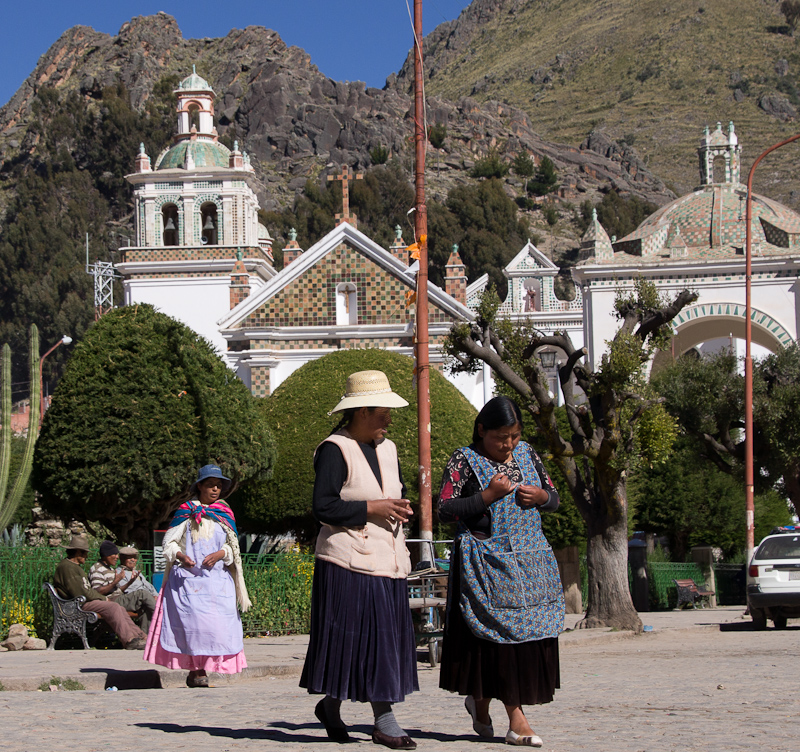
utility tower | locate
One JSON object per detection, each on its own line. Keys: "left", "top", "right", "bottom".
{"left": 84, "top": 235, "right": 118, "bottom": 320}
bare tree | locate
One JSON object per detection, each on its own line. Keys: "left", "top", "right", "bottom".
{"left": 445, "top": 280, "right": 697, "bottom": 631}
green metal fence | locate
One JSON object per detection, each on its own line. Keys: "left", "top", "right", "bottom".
{"left": 0, "top": 547, "right": 313, "bottom": 642}
{"left": 646, "top": 561, "right": 705, "bottom": 610}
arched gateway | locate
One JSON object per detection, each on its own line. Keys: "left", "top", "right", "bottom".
{"left": 573, "top": 122, "right": 800, "bottom": 369}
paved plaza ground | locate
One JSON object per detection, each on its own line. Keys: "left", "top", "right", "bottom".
{"left": 1, "top": 607, "right": 797, "bottom": 751}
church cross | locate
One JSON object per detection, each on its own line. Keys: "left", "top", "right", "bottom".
{"left": 328, "top": 165, "right": 363, "bottom": 228}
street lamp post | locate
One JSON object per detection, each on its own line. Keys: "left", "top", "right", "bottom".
{"left": 39, "top": 335, "right": 72, "bottom": 423}
{"left": 744, "top": 132, "right": 800, "bottom": 565}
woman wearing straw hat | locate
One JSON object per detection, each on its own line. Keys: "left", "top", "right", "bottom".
{"left": 144, "top": 464, "right": 251, "bottom": 688}
{"left": 300, "top": 370, "right": 419, "bottom": 750}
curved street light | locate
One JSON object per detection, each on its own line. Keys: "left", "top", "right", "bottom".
{"left": 39, "top": 335, "right": 72, "bottom": 424}
{"left": 744, "top": 132, "right": 800, "bottom": 564}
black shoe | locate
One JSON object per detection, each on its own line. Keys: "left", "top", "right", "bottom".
{"left": 315, "top": 699, "right": 351, "bottom": 743}
{"left": 371, "top": 729, "right": 417, "bottom": 750}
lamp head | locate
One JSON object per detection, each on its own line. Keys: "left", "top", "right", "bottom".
{"left": 61, "top": 336, "right": 73, "bottom": 345}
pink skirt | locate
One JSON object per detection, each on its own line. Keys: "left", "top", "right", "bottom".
{"left": 144, "top": 589, "right": 247, "bottom": 674}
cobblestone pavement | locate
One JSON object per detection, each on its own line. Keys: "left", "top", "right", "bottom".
{"left": 1, "top": 624, "right": 797, "bottom": 751}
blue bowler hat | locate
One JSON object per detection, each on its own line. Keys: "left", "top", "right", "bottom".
{"left": 191, "top": 464, "right": 231, "bottom": 495}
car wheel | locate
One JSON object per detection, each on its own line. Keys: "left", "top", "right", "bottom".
{"left": 772, "top": 614, "right": 788, "bottom": 630}
{"left": 750, "top": 608, "right": 767, "bottom": 630}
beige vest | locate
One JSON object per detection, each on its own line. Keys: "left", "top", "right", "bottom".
{"left": 314, "top": 431, "right": 412, "bottom": 579}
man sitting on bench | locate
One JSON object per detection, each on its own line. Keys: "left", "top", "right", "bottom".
{"left": 89, "top": 541, "right": 156, "bottom": 634}
{"left": 53, "top": 535, "right": 146, "bottom": 650}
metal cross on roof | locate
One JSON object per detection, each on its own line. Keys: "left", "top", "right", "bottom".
{"left": 328, "top": 165, "right": 363, "bottom": 228}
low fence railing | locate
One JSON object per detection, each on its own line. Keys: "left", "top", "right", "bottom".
{"left": 578, "top": 557, "right": 746, "bottom": 612}
{"left": 0, "top": 547, "right": 313, "bottom": 641}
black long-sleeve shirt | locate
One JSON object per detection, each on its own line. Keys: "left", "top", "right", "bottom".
{"left": 312, "top": 440, "right": 407, "bottom": 528}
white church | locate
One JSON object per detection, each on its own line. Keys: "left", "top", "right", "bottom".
{"left": 117, "top": 71, "right": 799, "bottom": 407}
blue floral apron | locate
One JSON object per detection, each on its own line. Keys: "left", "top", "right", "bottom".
{"left": 458, "top": 441, "right": 565, "bottom": 643}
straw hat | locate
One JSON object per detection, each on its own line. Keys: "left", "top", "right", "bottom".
{"left": 329, "top": 370, "right": 409, "bottom": 414}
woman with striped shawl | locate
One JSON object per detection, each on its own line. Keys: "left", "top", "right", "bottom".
{"left": 144, "top": 464, "right": 251, "bottom": 687}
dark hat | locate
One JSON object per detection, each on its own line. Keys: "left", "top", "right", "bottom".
{"left": 99, "top": 540, "right": 119, "bottom": 558}
{"left": 63, "top": 534, "right": 90, "bottom": 551}
{"left": 190, "top": 464, "right": 231, "bottom": 495}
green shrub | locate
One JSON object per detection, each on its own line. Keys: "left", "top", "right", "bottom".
{"left": 369, "top": 145, "right": 389, "bottom": 165}
{"left": 470, "top": 150, "right": 510, "bottom": 179}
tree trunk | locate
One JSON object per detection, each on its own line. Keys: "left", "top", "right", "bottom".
{"left": 576, "top": 483, "right": 642, "bottom": 633}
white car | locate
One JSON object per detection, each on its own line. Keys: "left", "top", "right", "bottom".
{"left": 747, "top": 526, "right": 800, "bottom": 629}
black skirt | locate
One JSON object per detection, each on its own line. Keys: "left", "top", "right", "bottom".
{"left": 300, "top": 558, "right": 419, "bottom": 703}
{"left": 439, "top": 540, "right": 560, "bottom": 707}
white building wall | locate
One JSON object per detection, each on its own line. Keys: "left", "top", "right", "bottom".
{"left": 123, "top": 277, "right": 232, "bottom": 358}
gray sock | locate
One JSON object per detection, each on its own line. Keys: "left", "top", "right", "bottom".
{"left": 371, "top": 701, "right": 406, "bottom": 738}
{"left": 323, "top": 695, "right": 345, "bottom": 728}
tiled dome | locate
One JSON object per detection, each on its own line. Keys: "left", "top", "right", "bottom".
{"left": 155, "top": 140, "right": 231, "bottom": 170}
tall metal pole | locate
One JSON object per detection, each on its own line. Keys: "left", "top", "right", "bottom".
{"left": 744, "top": 132, "right": 800, "bottom": 565}
{"left": 414, "top": 0, "right": 433, "bottom": 541}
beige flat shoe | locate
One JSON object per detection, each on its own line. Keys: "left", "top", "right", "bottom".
{"left": 464, "top": 695, "right": 494, "bottom": 738}
{"left": 505, "top": 729, "right": 543, "bottom": 747}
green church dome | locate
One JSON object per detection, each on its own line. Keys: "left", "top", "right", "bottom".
{"left": 155, "top": 140, "right": 231, "bottom": 170}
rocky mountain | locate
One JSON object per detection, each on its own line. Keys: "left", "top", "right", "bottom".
{"left": 393, "top": 0, "right": 800, "bottom": 209}
{"left": 0, "top": 10, "right": 671, "bottom": 220}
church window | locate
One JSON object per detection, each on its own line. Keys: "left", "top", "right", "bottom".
{"left": 336, "top": 283, "right": 358, "bottom": 325}
{"left": 162, "top": 203, "right": 179, "bottom": 246}
{"left": 188, "top": 104, "right": 201, "bottom": 131}
{"left": 712, "top": 155, "right": 726, "bottom": 184}
{"left": 200, "top": 203, "right": 218, "bottom": 245}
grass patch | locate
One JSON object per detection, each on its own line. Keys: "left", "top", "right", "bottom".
{"left": 38, "top": 676, "right": 85, "bottom": 691}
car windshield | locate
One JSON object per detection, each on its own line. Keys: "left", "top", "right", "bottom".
{"left": 755, "top": 535, "right": 800, "bottom": 560}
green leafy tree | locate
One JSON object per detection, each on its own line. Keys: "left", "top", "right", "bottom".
{"left": 512, "top": 153, "right": 536, "bottom": 178}
{"left": 428, "top": 123, "right": 447, "bottom": 150}
{"left": 233, "top": 349, "right": 476, "bottom": 541}
{"left": 0, "top": 80, "right": 176, "bottom": 386}
{"left": 629, "top": 438, "right": 792, "bottom": 560}
{"left": 32, "top": 305, "right": 275, "bottom": 546}
{"left": 526, "top": 156, "right": 559, "bottom": 197}
{"left": 653, "top": 345, "right": 800, "bottom": 517}
{"left": 576, "top": 190, "right": 658, "bottom": 240}
{"left": 445, "top": 280, "right": 698, "bottom": 631}
{"left": 428, "top": 178, "right": 530, "bottom": 296}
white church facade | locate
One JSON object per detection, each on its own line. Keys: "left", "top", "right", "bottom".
{"left": 116, "top": 72, "right": 798, "bottom": 407}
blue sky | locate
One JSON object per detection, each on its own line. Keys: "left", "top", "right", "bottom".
{"left": 0, "top": 1, "right": 471, "bottom": 108}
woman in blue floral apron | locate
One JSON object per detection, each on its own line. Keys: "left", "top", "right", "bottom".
{"left": 438, "top": 396, "right": 564, "bottom": 747}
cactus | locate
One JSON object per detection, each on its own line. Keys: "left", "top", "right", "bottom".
{"left": 0, "top": 324, "right": 40, "bottom": 531}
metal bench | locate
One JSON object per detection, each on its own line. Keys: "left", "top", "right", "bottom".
{"left": 43, "top": 582, "right": 99, "bottom": 650}
{"left": 673, "top": 578, "right": 715, "bottom": 609}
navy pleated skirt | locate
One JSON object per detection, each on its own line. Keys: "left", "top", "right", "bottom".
{"left": 300, "top": 558, "right": 419, "bottom": 703}
{"left": 439, "top": 539, "right": 560, "bottom": 707}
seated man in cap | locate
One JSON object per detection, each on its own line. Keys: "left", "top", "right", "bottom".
{"left": 53, "top": 535, "right": 147, "bottom": 650}
{"left": 89, "top": 541, "right": 156, "bottom": 634}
